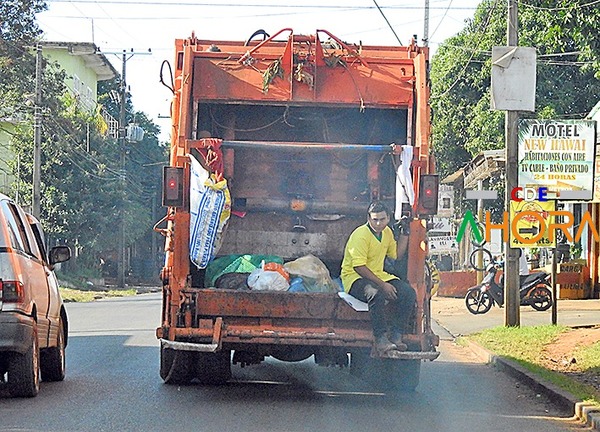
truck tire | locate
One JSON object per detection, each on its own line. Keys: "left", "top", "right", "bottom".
{"left": 41, "top": 318, "right": 66, "bottom": 382}
{"left": 8, "top": 322, "right": 40, "bottom": 397}
{"left": 195, "top": 350, "right": 231, "bottom": 385}
{"left": 160, "top": 345, "right": 194, "bottom": 385}
{"left": 350, "top": 349, "right": 421, "bottom": 392}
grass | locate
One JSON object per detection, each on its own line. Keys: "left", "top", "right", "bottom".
{"left": 469, "top": 325, "right": 600, "bottom": 407}
{"left": 56, "top": 271, "right": 102, "bottom": 290}
{"left": 59, "top": 287, "right": 138, "bottom": 303}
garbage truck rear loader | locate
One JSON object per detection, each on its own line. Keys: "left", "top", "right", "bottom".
{"left": 156, "top": 29, "right": 439, "bottom": 391}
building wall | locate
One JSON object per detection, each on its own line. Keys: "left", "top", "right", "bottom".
{"left": 43, "top": 48, "right": 99, "bottom": 112}
{"left": 0, "top": 122, "right": 16, "bottom": 197}
{"left": 0, "top": 47, "right": 105, "bottom": 200}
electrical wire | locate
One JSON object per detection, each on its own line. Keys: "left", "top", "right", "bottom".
{"left": 520, "top": 0, "right": 600, "bottom": 11}
{"left": 371, "top": 0, "right": 403, "bottom": 46}
{"left": 431, "top": 0, "right": 500, "bottom": 100}
{"left": 44, "top": 1, "right": 478, "bottom": 10}
{"left": 428, "top": 0, "right": 454, "bottom": 42}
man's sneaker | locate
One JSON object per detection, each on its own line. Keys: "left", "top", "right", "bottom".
{"left": 374, "top": 335, "right": 398, "bottom": 354}
{"left": 389, "top": 334, "right": 408, "bottom": 352}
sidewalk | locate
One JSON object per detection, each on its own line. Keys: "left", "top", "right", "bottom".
{"left": 431, "top": 296, "right": 600, "bottom": 336}
{"left": 431, "top": 295, "right": 600, "bottom": 430}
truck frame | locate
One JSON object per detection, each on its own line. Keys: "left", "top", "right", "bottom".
{"left": 156, "top": 28, "right": 439, "bottom": 392}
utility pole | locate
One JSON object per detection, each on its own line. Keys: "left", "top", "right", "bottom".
{"left": 104, "top": 48, "right": 151, "bottom": 288}
{"left": 118, "top": 50, "right": 127, "bottom": 288}
{"left": 32, "top": 44, "right": 43, "bottom": 218}
{"left": 504, "top": 0, "right": 520, "bottom": 327}
{"left": 423, "top": 0, "right": 430, "bottom": 46}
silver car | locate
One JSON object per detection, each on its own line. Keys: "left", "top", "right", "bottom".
{"left": 0, "top": 194, "right": 71, "bottom": 397}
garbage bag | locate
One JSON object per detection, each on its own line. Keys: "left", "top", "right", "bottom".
{"left": 214, "top": 272, "right": 251, "bottom": 290}
{"left": 283, "top": 254, "right": 338, "bottom": 293}
{"left": 205, "top": 254, "right": 283, "bottom": 287}
{"left": 247, "top": 268, "right": 289, "bottom": 291}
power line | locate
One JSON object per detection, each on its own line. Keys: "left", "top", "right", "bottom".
{"left": 44, "top": 1, "right": 478, "bottom": 10}
{"left": 520, "top": 0, "right": 600, "bottom": 11}
{"left": 431, "top": 0, "right": 501, "bottom": 100}
{"left": 372, "top": 0, "right": 403, "bottom": 46}
{"left": 428, "top": 0, "right": 455, "bottom": 41}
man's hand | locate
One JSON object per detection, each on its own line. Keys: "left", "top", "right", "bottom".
{"left": 380, "top": 281, "right": 398, "bottom": 300}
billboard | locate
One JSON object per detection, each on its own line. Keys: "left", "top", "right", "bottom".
{"left": 518, "top": 119, "right": 597, "bottom": 200}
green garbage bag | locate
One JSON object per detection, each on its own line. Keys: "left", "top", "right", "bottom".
{"left": 205, "top": 254, "right": 283, "bottom": 287}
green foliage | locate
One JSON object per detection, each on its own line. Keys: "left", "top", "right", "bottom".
{"left": 0, "top": 1, "right": 46, "bottom": 42}
{"left": 430, "top": 0, "right": 600, "bottom": 178}
{"left": 1, "top": 1, "right": 167, "bottom": 276}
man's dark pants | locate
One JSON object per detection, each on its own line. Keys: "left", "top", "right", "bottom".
{"left": 349, "top": 278, "right": 416, "bottom": 338}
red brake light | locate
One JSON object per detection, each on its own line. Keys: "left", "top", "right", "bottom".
{"left": 1, "top": 280, "right": 25, "bottom": 303}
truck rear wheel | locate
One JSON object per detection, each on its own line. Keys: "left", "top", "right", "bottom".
{"left": 160, "top": 345, "right": 194, "bottom": 385}
{"left": 195, "top": 350, "right": 231, "bottom": 385}
{"left": 350, "top": 349, "right": 421, "bottom": 392}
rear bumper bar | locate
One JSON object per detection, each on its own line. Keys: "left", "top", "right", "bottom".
{"left": 157, "top": 326, "right": 440, "bottom": 360}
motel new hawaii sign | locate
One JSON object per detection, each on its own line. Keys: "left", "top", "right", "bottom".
{"left": 456, "top": 119, "right": 598, "bottom": 248}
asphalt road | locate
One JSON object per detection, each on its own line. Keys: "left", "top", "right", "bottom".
{"left": 0, "top": 294, "right": 589, "bottom": 432}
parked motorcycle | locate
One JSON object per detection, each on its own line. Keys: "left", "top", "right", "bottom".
{"left": 465, "top": 261, "right": 553, "bottom": 314}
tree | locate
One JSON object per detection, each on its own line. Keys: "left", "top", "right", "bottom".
{"left": 0, "top": 0, "right": 47, "bottom": 118}
{"left": 430, "top": 0, "right": 600, "bottom": 178}
{"left": 10, "top": 73, "right": 166, "bottom": 275}
{"left": 2, "top": 0, "right": 167, "bottom": 278}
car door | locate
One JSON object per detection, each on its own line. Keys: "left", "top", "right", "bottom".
{"left": 26, "top": 215, "right": 63, "bottom": 345}
{"left": 3, "top": 201, "right": 52, "bottom": 347}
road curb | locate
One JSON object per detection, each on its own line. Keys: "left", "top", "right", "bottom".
{"left": 465, "top": 340, "right": 600, "bottom": 431}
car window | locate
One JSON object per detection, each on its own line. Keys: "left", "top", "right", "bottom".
{"left": 29, "top": 220, "right": 48, "bottom": 263}
{"left": 1, "top": 201, "right": 35, "bottom": 256}
{"left": 14, "top": 205, "right": 44, "bottom": 260}
{"left": 0, "top": 202, "right": 17, "bottom": 248}
{"left": 0, "top": 201, "right": 28, "bottom": 252}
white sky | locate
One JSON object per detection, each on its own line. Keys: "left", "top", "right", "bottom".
{"left": 37, "top": 0, "right": 482, "bottom": 141}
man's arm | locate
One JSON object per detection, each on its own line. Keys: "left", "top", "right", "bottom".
{"left": 396, "top": 234, "right": 409, "bottom": 260}
{"left": 354, "top": 265, "right": 398, "bottom": 300}
{"left": 395, "top": 216, "right": 410, "bottom": 259}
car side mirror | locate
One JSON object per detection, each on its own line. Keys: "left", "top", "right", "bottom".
{"left": 49, "top": 246, "right": 71, "bottom": 265}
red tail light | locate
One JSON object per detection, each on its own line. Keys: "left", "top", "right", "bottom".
{"left": 0, "top": 280, "right": 25, "bottom": 303}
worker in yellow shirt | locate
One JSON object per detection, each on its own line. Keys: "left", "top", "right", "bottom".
{"left": 341, "top": 201, "right": 416, "bottom": 356}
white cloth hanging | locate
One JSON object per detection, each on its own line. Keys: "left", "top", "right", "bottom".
{"left": 394, "top": 145, "right": 414, "bottom": 220}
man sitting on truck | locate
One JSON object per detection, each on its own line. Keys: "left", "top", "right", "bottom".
{"left": 341, "top": 201, "right": 416, "bottom": 356}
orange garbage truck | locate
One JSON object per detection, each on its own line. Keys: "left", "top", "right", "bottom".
{"left": 155, "top": 28, "right": 439, "bottom": 392}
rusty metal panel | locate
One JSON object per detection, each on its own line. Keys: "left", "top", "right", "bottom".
{"left": 218, "top": 213, "right": 361, "bottom": 261}
{"left": 315, "top": 63, "right": 414, "bottom": 107}
{"left": 194, "top": 57, "right": 290, "bottom": 102}
{"left": 195, "top": 289, "right": 338, "bottom": 319}
{"left": 194, "top": 58, "right": 415, "bottom": 106}
{"left": 219, "top": 230, "right": 327, "bottom": 258}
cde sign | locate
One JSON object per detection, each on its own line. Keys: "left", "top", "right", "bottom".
{"left": 510, "top": 186, "right": 550, "bottom": 202}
